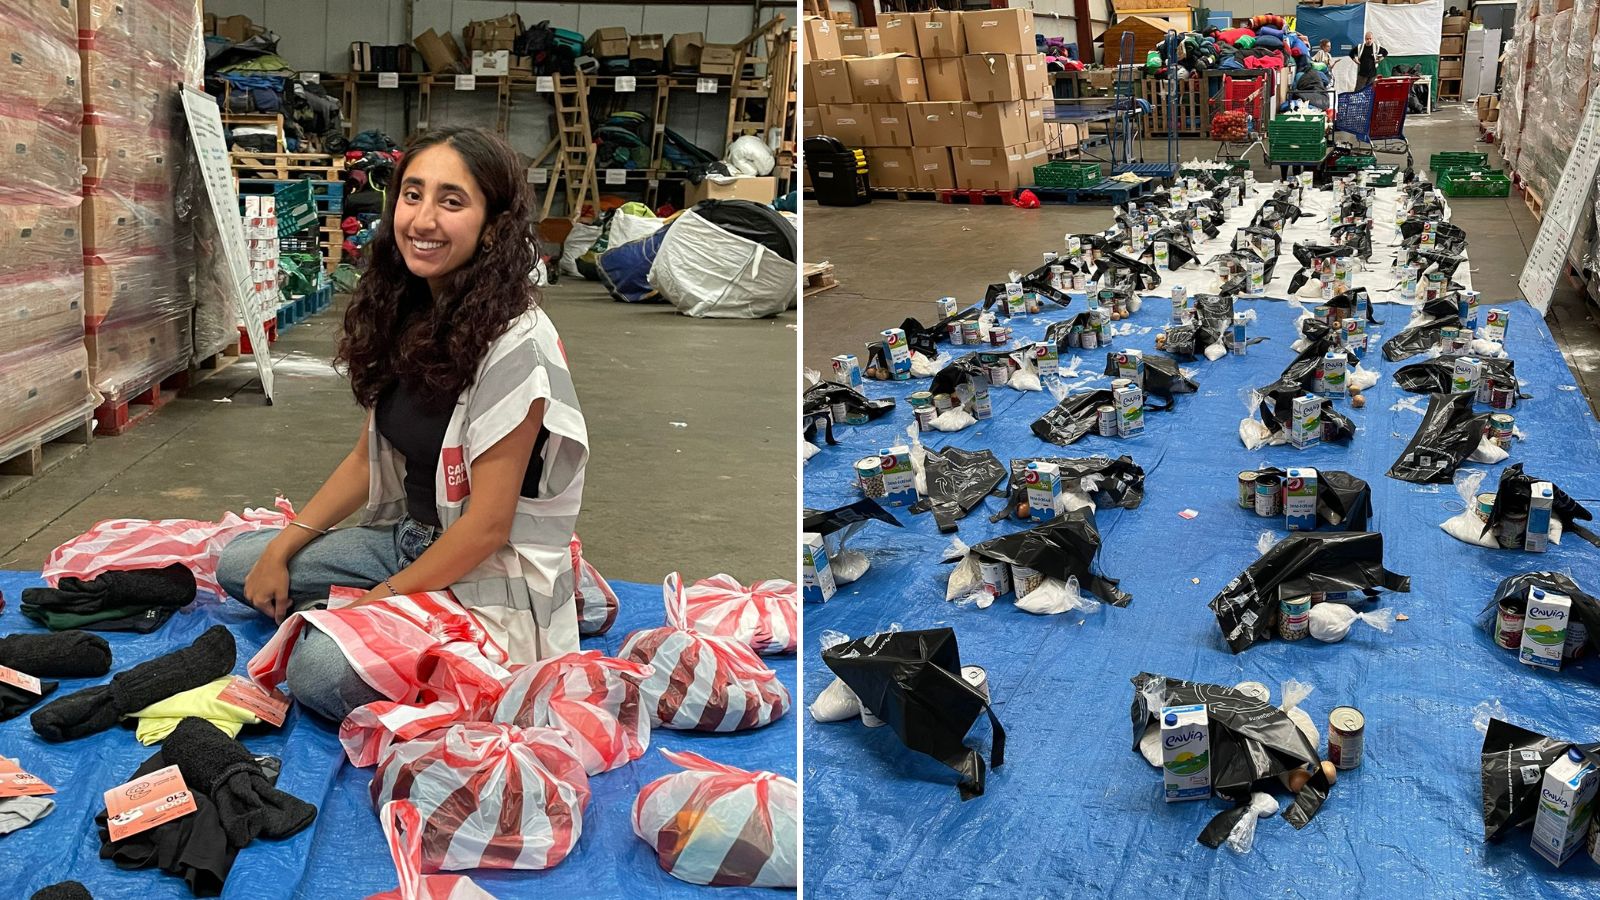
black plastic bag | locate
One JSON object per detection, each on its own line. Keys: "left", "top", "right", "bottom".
{"left": 822, "top": 628, "right": 1005, "bottom": 801}
{"left": 1479, "top": 572, "right": 1600, "bottom": 659}
{"left": 1402, "top": 221, "right": 1468, "bottom": 257}
{"left": 1163, "top": 323, "right": 1202, "bottom": 359}
{"left": 1254, "top": 467, "right": 1372, "bottom": 531}
{"left": 1140, "top": 228, "right": 1200, "bottom": 270}
{"left": 1394, "top": 354, "right": 1519, "bottom": 398}
{"left": 804, "top": 380, "right": 896, "bottom": 422}
{"left": 802, "top": 497, "right": 902, "bottom": 537}
{"left": 1092, "top": 251, "right": 1162, "bottom": 292}
{"left": 1281, "top": 765, "right": 1332, "bottom": 830}
{"left": 1257, "top": 390, "right": 1356, "bottom": 444}
{"left": 1381, "top": 296, "right": 1463, "bottom": 362}
{"left": 1130, "top": 674, "right": 1320, "bottom": 795}
{"left": 929, "top": 353, "right": 986, "bottom": 397}
{"left": 1285, "top": 243, "right": 1355, "bottom": 294}
{"left": 1139, "top": 354, "right": 1199, "bottom": 407}
{"left": 1483, "top": 463, "right": 1599, "bottom": 547}
{"left": 1209, "top": 532, "right": 1411, "bottom": 653}
{"left": 1407, "top": 247, "right": 1468, "bottom": 281}
{"left": 1234, "top": 226, "right": 1283, "bottom": 263}
{"left": 1002, "top": 455, "right": 1145, "bottom": 516}
{"left": 968, "top": 510, "right": 1130, "bottom": 606}
{"left": 1031, "top": 388, "right": 1115, "bottom": 446}
{"left": 1193, "top": 294, "right": 1235, "bottom": 348}
{"left": 1386, "top": 392, "right": 1490, "bottom": 484}
{"left": 912, "top": 447, "right": 1008, "bottom": 533}
{"left": 1480, "top": 718, "right": 1600, "bottom": 842}
{"left": 1324, "top": 288, "right": 1381, "bottom": 325}
{"left": 1331, "top": 222, "right": 1373, "bottom": 260}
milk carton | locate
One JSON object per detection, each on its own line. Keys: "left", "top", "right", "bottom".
{"left": 831, "top": 354, "right": 862, "bottom": 389}
{"left": 1161, "top": 704, "right": 1212, "bottom": 802}
{"left": 1526, "top": 481, "right": 1554, "bottom": 553}
{"left": 1114, "top": 348, "right": 1144, "bottom": 384}
{"left": 1284, "top": 467, "right": 1319, "bottom": 531}
{"left": 1531, "top": 748, "right": 1598, "bottom": 867}
{"left": 1024, "top": 461, "right": 1062, "bottom": 521}
{"left": 881, "top": 328, "right": 912, "bottom": 381}
{"left": 802, "top": 533, "right": 836, "bottom": 603}
{"left": 1114, "top": 384, "right": 1144, "bottom": 437}
{"left": 1005, "top": 282, "right": 1027, "bottom": 317}
{"left": 1452, "top": 357, "right": 1482, "bottom": 395}
{"left": 1521, "top": 587, "right": 1571, "bottom": 671}
{"left": 936, "top": 296, "right": 959, "bottom": 320}
{"left": 878, "top": 446, "right": 918, "bottom": 507}
{"left": 1033, "top": 340, "right": 1059, "bottom": 377}
{"left": 1291, "top": 394, "right": 1323, "bottom": 450}
{"left": 1485, "top": 307, "right": 1510, "bottom": 344}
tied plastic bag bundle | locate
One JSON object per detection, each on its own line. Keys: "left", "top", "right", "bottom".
{"left": 1031, "top": 388, "right": 1116, "bottom": 446}
{"left": 631, "top": 750, "right": 797, "bottom": 887}
{"left": 492, "top": 650, "right": 654, "bottom": 775}
{"left": 1480, "top": 718, "right": 1600, "bottom": 842}
{"left": 677, "top": 574, "right": 799, "bottom": 656}
{"left": 822, "top": 628, "right": 1005, "bottom": 800}
{"left": 1394, "top": 354, "right": 1518, "bottom": 398}
{"left": 930, "top": 406, "right": 978, "bottom": 432}
{"left": 1382, "top": 296, "right": 1463, "bottom": 362}
{"left": 1308, "top": 604, "right": 1395, "bottom": 642}
{"left": 1015, "top": 575, "right": 1101, "bottom": 616}
{"left": 571, "top": 534, "right": 620, "bottom": 637}
{"left": 1140, "top": 354, "right": 1200, "bottom": 408}
{"left": 1209, "top": 532, "right": 1411, "bottom": 653}
{"left": 1483, "top": 463, "right": 1600, "bottom": 548}
{"left": 1285, "top": 243, "right": 1355, "bottom": 294}
{"left": 1256, "top": 388, "right": 1356, "bottom": 445}
{"left": 1001, "top": 455, "right": 1146, "bottom": 518}
{"left": 929, "top": 353, "right": 986, "bottom": 397}
{"left": 341, "top": 641, "right": 514, "bottom": 768}
{"left": 1478, "top": 572, "right": 1600, "bottom": 658}
{"left": 1387, "top": 392, "right": 1492, "bottom": 484}
{"left": 809, "top": 629, "right": 865, "bottom": 722}
{"left": 1007, "top": 347, "right": 1042, "bottom": 392}
{"left": 909, "top": 349, "right": 949, "bottom": 379}
{"left": 960, "top": 509, "right": 1131, "bottom": 606}
{"left": 370, "top": 723, "right": 590, "bottom": 871}
{"left": 912, "top": 446, "right": 1007, "bottom": 533}
{"left": 803, "top": 499, "right": 902, "bottom": 585}
{"left": 367, "top": 801, "right": 497, "bottom": 900}
{"left": 1440, "top": 470, "right": 1500, "bottom": 548}
{"left": 619, "top": 574, "right": 791, "bottom": 732}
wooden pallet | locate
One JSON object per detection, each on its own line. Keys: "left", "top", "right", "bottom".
{"left": 0, "top": 415, "right": 94, "bottom": 500}
{"left": 169, "top": 341, "right": 242, "bottom": 391}
{"left": 803, "top": 262, "right": 837, "bottom": 298}
{"left": 231, "top": 151, "right": 345, "bottom": 181}
{"left": 93, "top": 363, "right": 190, "bottom": 436}
{"left": 1525, "top": 183, "right": 1544, "bottom": 221}
{"left": 938, "top": 189, "right": 1017, "bottom": 205}
{"left": 868, "top": 188, "right": 938, "bottom": 201}
{"left": 1025, "top": 178, "right": 1150, "bottom": 206}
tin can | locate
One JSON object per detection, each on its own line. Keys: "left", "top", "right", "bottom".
{"left": 988, "top": 362, "right": 1011, "bottom": 386}
{"left": 1238, "top": 471, "right": 1259, "bottom": 509}
{"left": 933, "top": 392, "right": 955, "bottom": 414}
{"left": 1475, "top": 491, "right": 1498, "bottom": 522}
{"left": 937, "top": 296, "right": 959, "bottom": 320}
{"left": 990, "top": 325, "right": 1011, "bottom": 347}
{"left": 1071, "top": 270, "right": 1086, "bottom": 291}
{"left": 1233, "top": 681, "right": 1271, "bottom": 702}
{"left": 1489, "top": 413, "right": 1514, "bottom": 450}
{"left": 1255, "top": 474, "right": 1283, "bottom": 517}
{"left": 1327, "top": 707, "right": 1366, "bottom": 770}
{"left": 978, "top": 560, "right": 1012, "bottom": 599}
{"left": 948, "top": 321, "right": 965, "bottom": 346}
{"left": 1011, "top": 564, "right": 1043, "bottom": 599}
{"left": 1081, "top": 329, "right": 1099, "bottom": 350}
{"left": 1096, "top": 405, "right": 1118, "bottom": 437}
{"left": 961, "top": 320, "right": 980, "bottom": 345}
{"left": 855, "top": 456, "right": 886, "bottom": 498}
{"left": 913, "top": 406, "right": 935, "bottom": 431}
{"left": 909, "top": 391, "right": 932, "bottom": 408}
{"left": 1489, "top": 385, "right": 1516, "bottom": 410}
{"left": 961, "top": 665, "right": 991, "bottom": 700}
{"left": 829, "top": 400, "right": 849, "bottom": 424}
{"left": 1278, "top": 595, "right": 1312, "bottom": 641}
{"left": 1493, "top": 600, "right": 1524, "bottom": 650}
{"left": 1049, "top": 265, "right": 1066, "bottom": 291}
{"left": 1564, "top": 620, "right": 1589, "bottom": 661}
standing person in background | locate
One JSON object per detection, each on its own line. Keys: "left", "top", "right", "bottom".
{"left": 1313, "top": 39, "right": 1333, "bottom": 68}
{"left": 1351, "top": 32, "right": 1385, "bottom": 92}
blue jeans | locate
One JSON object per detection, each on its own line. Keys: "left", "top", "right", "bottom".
{"left": 216, "top": 518, "right": 441, "bottom": 722}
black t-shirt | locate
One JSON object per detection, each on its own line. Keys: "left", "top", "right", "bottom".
{"left": 375, "top": 378, "right": 548, "bottom": 527}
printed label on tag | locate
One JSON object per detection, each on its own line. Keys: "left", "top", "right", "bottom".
{"left": 654, "top": 124, "right": 666, "bottom": 134}
{"left": 606, "top": 168, "right": 627, "bottom": 185}
{"left": 0, "top": 758, "right": 55, "bottom": 797}
{"left": 536, "top": 76, "right": 555, "bottom": 92}
{"left": 528, "top": 168, "right": 548, "bottom": 184}
{"left": 0, "top": 665, "right": 40, "bottom": 695}
{"left": 454, "top": 75, "right": 476, "bottom": 91}
{"left": 616, "top": 76, "right": 636, "bottom": 92}
{"left": 104, "top": 765, "right": 198, "bottom": 842}
{"left": 442, "top": 446, "right": 470, "bottom": 502}
{"left": 378, "top": 72, "right": 399, "bottom": 89}
{"left": 928, "top": 21, "right": 944, "bottom": 30}
{"left": 697, "top": 78, "right": 717, "bottom": 94}
{"left": 864, "top": 78, "right": 880, "bottom": 86}
{"left": 218, "top": 676, "right": 290, "bottom": 727}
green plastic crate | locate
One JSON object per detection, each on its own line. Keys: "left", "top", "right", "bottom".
{"left": 1327, "top": 154, "right": 1378, "bottom": 172}
{"left": 1032, "top": 160, "right": 1102, "bottom": 188}
{"left": 1268, "top": 115, "right": 1327, "bottom": 143}
{"left": 1429, "top": 151, "right": 1489, "bottom": 172}
{"left": 272, "top": 179, "right": 319, "bottom": 236}
{"left": 1368, "top": 165, "right": 1399, "bottom": 186}
{"left": 1434, "top": 163, "right": 1493, "bottom": 180}
{"left": 1438, "top": 170, "right": 1511, "bottom": 197}
{"left": 1268, "top": 139, "right": 1327, "bottom": 163}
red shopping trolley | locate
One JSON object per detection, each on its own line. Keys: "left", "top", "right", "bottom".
{"left": 1333, "top": 75, "right": 1417, "bottom": 162}
{"left": 1210, "top": 72, "right": 1273, "bottom": 161}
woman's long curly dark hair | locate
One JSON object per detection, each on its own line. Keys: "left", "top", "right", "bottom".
{"left": 336, "top": 126, "right": 540, "bottom": 408}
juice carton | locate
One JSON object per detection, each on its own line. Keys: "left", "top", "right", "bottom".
{"left": 1024, "top": 461, "right": 1062, "bottom": 521}
{"left": 1114, "top": 384, "right": 1144, "bottom": 437}
{"left": 802, "top": 533, "right": 836, "bottom": 603}
{"left": 1521, "top": 587, "right": 1571, "bottom": 671}
{"left": 1291, "top": 394, "right": 1323, "bottom": 450}
{"left": 1161, "top": 704, "right": 1211, "bottom": 802}
{"left": 1525, "top": 481, "right": 1554, "bottom": 553}
{"left": 1284, "top": 467, "right": 1319, "bottom": 531}
{"left": 878, "top": 445, "right": 918, "bottom": 507}
{"left": 1531, "top": 748, "right": 1598, "bottom": 867}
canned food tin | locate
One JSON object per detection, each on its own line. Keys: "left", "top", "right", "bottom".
{"left": 1111, "top": 378, "right": 1132, "bottom": 391}
{"left": 1081, "top": 330, "right": 1099, "bottom": 350}
{"left": 1327, "top": 706, "right": 1366, "bottom": 770}
{"left": 1564, "top": 620, "right": 1589, "bottom": 661}
{"left": 908, "top": 391, "right": 933, "bottom": 408}
{"left": 961, "top": 665, "right": 991, "bottom": 700}
{"left": 1255, "top": 474, "right": 1283, "bottom": 517}
{"left": 855, "top": 457, "right": 886, "bottom": 498}
{"left": 1278, "top": 596, "right": 1312, "bottom": 641}
{"left": 988, "top": 363, "right": 1011, "bottom": 386}
{"left": 1096, "top": 405, "right": 1118, "bottom": 437}
{"left": 1475, "top": 491, "right": 1498, "bottom": 522}
{"left": 914, "top": 406, "right": 935, "bottom": 432}
{"left": 1011, "top": 564, "right": 1043, "bottom": 599}
{"left": 978, "top": 560, "right": 1011, "bottom": 599}
{"left": 1233, "top": 681, "right": 1271, "bottom": 702}
{"left": 948, "top": 321, "right": 966, "bottom": 346}
{"left": 1489, "top": 385, "right": 1516, "bottom": 410}
{"left": 961, "top": 321, "right": 981, "bottom": 345}
{"left": 1238, "top": 471, "right": 1259, "bottom": 509}
{"left": 829, "top": 401, "right": 849, "bottom": 424}
{"left": 1071, "top": 270, "right": 1086, "bottom": 291}
{"left": 933, "top": 393, "right": 956, "bottom": 413}
{"left": 1489, "top": 413, "right": 1514, "bottom": 450}
{"left": 990, "top": 326, "right": 1011, "bottom": 347}
{"left": 1494, "top": 600, "right": 1524, "bottom": 650}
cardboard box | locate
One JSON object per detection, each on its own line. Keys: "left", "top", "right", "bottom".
{"left": 1440, "top": 34, "right": 1465, "bottom": 56}
{"left": 802, "top": 106, "right": 820, "bottom": 135}
{"left": 700, "top": 44, "right": 740, "bottom": 75}
{"left": 918, "top": 10, "right": 968, "bottom": 59}
{"left": 877, "top": 13, "right": 926, "bottom": 55}
{"left": 908, "top": 101, "right": 966, "bottom": 146}
{"left": 1440, "top": 60, "right": 1464, "bottom": 78}
{"left": 802, "top": 17, "right": 841, "bottom": 62}
{"left": 511, "top": 54, "right": 533, "bottom": 75}
{"left": 867, "top": 147, "right": 916, "bottom": 188}
{"left": 808, "top": 59, "right": 854, "bottom": 105}
{"left": 1442, "top": 14, "right": 1468, "bottom": 33}
{"left": 1020, "top": 141, "right": 1049, "bottom": 178}
{"left": 911, "top": 146, "right": 956, "bottom": 191}
{"left": 471, "top": 50, "right": 509, "bottom": 77}
{"left": 963, "top": 53, "right": 1022, "bottom": 102}
{"left": 413, "top": 28, "right": 464, "bottom": 74}
{"left": 871, "top": 103, "right": 914, "bottom": 146}
{"left": 0, "top": 280, "right": 82, "bottom": 359}
{"left": 963, "top": 101, "right": 1028, "bottom": 147}
{"left": 668, "top": 32, "right": 704, "bottom": 70}
{"left": 921, "top": 56, "right": 968, "bottom": 101}
{"left": 1025, "top": 99, "right": 1047, "bottom": 142}
{"left": 465, "top": 14, "right": 522, "bottom": 53}
{"left": 684, "top": 176, "right": 777, "bottom": 205}
{"left": 962, "top": 8, "right": 1035, "bottom": 55}
{"left": 214, "top": 14, "right": 263, "bottom": 44}
{"left": 587, "top": 27, "right": 630, "bottom": 58}
{"left": 0, "top": 344, "right": 89, "bottom": 446}
{"left": 1015, "top": 54, "right": 1051, "bottom": 100}
{"left": 838, "top": 26, "right": 882, "bottom": 58}
{"left": 953, "top": 144, "right": 1029, "bottom": 191}
{"left": 818, "top": 104, "right": 875, "bottom": 147}
{"left": 630, "top": 34, "right": 665, "bottom": 63}
{"left": 846, "top": 54, "right": 927, "bottom": 103}
{"left": 80, "top": 193, "right": 170, "bottom": 254}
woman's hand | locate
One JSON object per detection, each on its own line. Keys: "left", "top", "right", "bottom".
{"left": 244, "top": 551, "right": 294, "bottom": 624}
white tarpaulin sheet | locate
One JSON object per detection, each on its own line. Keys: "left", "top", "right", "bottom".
{"left": 1365, "top": 0, "right": 1444, "bottom": 56}
{"left": 649, "top": 208, "right": 796, "bottom": 319}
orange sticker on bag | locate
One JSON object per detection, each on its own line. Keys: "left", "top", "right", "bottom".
{"left": 0, "top": 758, "right": 55, "bottom": 797}
{"left": 104, "top": 764, "right": 198, "bottom": 842}
{"left": 217, "top": 676, "right": 290, "bottom": 727}
{"left": 0, "top": 664, "right": 41, "bottom": 695}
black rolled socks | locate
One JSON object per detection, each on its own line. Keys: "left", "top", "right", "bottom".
{"left": 164, "top": 717, "right": 317, "bottom": 847}
{"left": 0, "top": 631, "right": 112, "bottom": 678}
{"left": 31, "top": 882, "right": 93, "bottom": 900}
{"left": 30, "top": 625, "right": 236, "bottom": 743}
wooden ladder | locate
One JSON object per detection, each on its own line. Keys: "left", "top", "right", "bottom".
{"left": 540, "top": 72, "right": 603, "bottom": 223}
{"left": 724, "top": 15, "right": 789, "bottom": 153}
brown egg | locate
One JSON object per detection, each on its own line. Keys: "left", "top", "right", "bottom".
{"left": 1154, "top": 334, "right": 1168, "bottom": 349}
{"left": 1017, "top": 501, "right": 1031, "bottom": 519}
{"left": 1285, "top": 768, "right": 1312, "bottom": 792}
{"left": 1321, "top": 760, "right": 1338, "bottom": 786}
{"left": 1351, "top": 394, "right": 1367, "bottom": 409}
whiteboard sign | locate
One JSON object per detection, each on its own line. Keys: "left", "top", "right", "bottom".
{"left": 1519, "top": 86, "right": 1600, "bottom": 315}
{"left": 696, "top": 77, "right": 717, "bottom": 94}
{"left": 378, "top": 72, "right": 399, "bottom": 89}
{"left": 455, "top": 74, "right": 476, "bottom": 91}
{"left": 179, "top": 87, "right": 275, "bottom": 401}
{"left": 536, "top": 76, "right": 555, "bottom": 92}
{"left": 528, "top": 168, "right": 548, "bottom": 184}
{"left": 616, "top": 75, "right": 636, "bottom": 93}
{"left": 605, "top": 168, "right": 627, "bottom": 185}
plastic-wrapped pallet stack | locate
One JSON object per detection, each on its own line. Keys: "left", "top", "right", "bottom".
{"left": 78, "top": 0, "right": 205, "bottom": 410}
{"left": 0, "top": 2, "right": 97, "bottom": 464}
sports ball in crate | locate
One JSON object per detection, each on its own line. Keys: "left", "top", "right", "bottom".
{"left": 631, "top": 749, "right": 797, "bottom": 888}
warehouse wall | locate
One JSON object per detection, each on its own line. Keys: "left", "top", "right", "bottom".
{"left": 202, "top": 1, "right": 785, "bottom": 164}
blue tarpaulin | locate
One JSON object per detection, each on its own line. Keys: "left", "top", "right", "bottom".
{"left": 0, "top": 574, "right": 796, "bottom": 898}
{"left": 1295, "top": 4, "right": 1367, "bottom": 56}
{"left": 804, "top": 278, "right": 1600, "bottom": 894}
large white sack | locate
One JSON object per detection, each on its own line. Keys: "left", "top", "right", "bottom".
{"left": 649, "top": 208, "right": 796, "bottom": 318}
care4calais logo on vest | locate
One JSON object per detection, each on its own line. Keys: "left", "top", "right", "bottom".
{"left": 442, "top": 445, "right": 470, "bottom": 502}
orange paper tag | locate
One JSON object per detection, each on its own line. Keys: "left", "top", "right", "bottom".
{"left": 104, "top": 765, "right": 198, "bottom": 842}
{"left": 0, "top": 758, "right": 55, "bottom": 797}
{"left": 217, "top": 676, "right": 290, "bottom": 727}
{"left": 0, "top": 664, "right": 41, "bottom": 695}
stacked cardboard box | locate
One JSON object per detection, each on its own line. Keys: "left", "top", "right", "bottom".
{"left": 0, "top": 1, "right": 95, "bottom": 458}
{"left": 806, "top": 9, "right": 1053, "bottom": 192}
{"left": 78, "top": 0, "right": 203, "bottom": 403}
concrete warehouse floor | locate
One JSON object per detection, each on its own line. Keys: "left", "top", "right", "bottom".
{"left": 0, "top": 281, "right": 798, "bottom": 589}
{"left": 802, "top": 104, "right": 1600, "bottom": 420}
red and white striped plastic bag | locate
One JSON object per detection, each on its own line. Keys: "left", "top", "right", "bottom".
{"left": 42, "top": 496, "right": 297, "bottom": 598}
{"left": 493, "top": 650, "right": 654, "bottom": 775}
{"left": 341, "top": 641, "right": 512, "bottom": 767}
{"left": 371, "top": 723, "right": 591, "bottom": 872}
{"left": 632, "top": 749, "right": 798, "bottom": 888}
{"left": 571, "top": 534, "right": 619, "bottom": 637}
{"left": 681, "top": 574, "right": 799, "bottom": 655}
{"left": 619, "top": 574, "right": 791, "bottom": 732}
{"left": 367, "top": 801, "right": 498, "bottom": 900}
